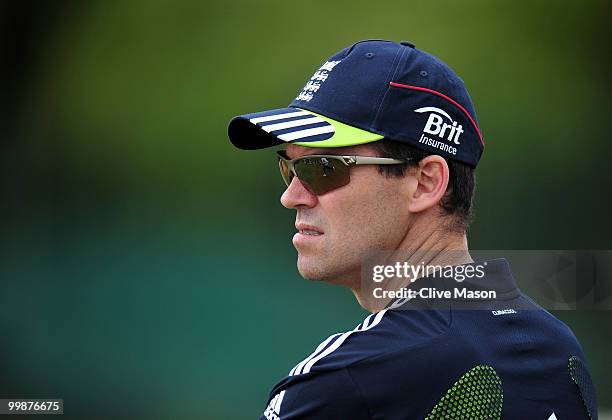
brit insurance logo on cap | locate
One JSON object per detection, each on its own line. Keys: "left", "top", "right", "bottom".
{"left": 413, "top": 106, "right": 464, "bottom": 157}
{"left": 228, "top": 40, "right": 485, "bottom": 168}
{"left": 415, "top": 107, "right": 464, "bottom": 145}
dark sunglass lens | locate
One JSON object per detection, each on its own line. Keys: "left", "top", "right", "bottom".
{"left": 294, "top": 157, "right": 349, "bottom": 195}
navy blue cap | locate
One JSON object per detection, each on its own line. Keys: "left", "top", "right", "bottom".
{"left": 228, "top": 39, "right": 484, "bottom": 167}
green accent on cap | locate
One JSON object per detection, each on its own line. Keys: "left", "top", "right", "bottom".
{"left": 291, "top": 109, "right": 383, "bottom": 147}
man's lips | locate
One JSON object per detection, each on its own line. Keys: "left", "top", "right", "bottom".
{"left": 295, "top": 223, "right": 324, "bottom": 237}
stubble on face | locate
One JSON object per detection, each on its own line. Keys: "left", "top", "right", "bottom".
{"left": 287, "top": 145, "right": 412, "bottom": 289}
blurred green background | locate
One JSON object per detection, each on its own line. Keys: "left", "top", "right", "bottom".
{"left": 1, "top": 1, "right": 610, "bottom": 418}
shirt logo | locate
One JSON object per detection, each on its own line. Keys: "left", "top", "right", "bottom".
{"left": 414, "top": 106, "right": 464, "bottom": 145}
{"left": 263, "top": 390, "right": 286, "bottom": 420}
{"left": 295, "top": 60, "right": 342, "bottom": 102}
{"left": 491, "top": 309, "right": 517, "bottom": 316}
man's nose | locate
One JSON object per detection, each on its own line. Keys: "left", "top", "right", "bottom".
{"left": 280, "top": 176, "right": 318, "bottom": 209}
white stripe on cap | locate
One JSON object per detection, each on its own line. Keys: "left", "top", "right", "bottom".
{"left": 249, "top": 110, "right": 309, "bottom": 124}
{"left": 261, "top": 116, "right": 325, "bottom": 133}
{"left": 278, "top": 125, "right": 335, "bottom": 142}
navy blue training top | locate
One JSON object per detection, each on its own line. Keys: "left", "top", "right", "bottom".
{"left": 260, "top": 259, "right": 597, "bottom": 420}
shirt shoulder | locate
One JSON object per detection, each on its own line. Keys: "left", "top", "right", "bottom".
{"left": 260, "top": 307, "right": 452, "bottom": 420}
{"left": 288, "top": 306, "right": 452, "bottom": 377}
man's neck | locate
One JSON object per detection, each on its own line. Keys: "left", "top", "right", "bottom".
{"left": 353, "top": 217, "right": 472, "bottom": 313}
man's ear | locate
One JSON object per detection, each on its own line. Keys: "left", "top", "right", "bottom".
{"left": 407, "top": 155, "right": 450, "bottom": 213}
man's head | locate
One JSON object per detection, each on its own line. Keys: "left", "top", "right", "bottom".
{"left": 228, "top": 39, "right": 482, "bottom": 288}
{"left": 277, "top": 140, "right": 474, "bottom": 287}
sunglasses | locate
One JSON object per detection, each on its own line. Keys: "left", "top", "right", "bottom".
{"left": 277, "top": 150, "right": 409, "bottom": 195}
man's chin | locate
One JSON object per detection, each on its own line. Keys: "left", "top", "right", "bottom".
{"left": 296, "top": 265, "right": 320, "bottom": 281}
{"left": 296, "top": 255, "right": 329, "bottom": 282}
{"left": 296, "top": 256, "right": 352, "bottom": 285}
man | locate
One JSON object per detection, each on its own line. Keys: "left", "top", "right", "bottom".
{"left": 228, "top": 40, "right": 597, "bottom": 419}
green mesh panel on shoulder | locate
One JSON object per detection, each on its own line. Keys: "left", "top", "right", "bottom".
{"left": 568, "top": 355, "right": 597, "bottom": 420}
{"left": 425, "top": 364, "right": 503, "bottom": 420}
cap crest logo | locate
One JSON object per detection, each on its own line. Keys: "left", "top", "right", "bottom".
{"left": 295, "top": 60, "right": 342, "bottom": 102}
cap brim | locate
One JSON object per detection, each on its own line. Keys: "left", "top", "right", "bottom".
{"left": 228, "top": 107, "right": 383, "bottom": 150}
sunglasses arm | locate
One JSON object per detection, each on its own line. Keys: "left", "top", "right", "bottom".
{"left": 346, "top": 156, "right": 408, "bottom": 166}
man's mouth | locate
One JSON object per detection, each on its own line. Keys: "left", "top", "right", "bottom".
{"left": 295, "top": 224, "right": 324, "bottom": 236}
{"left": 300, "top": 229, "right": 322, "bottom": 236}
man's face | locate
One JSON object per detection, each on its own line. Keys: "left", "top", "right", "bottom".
{"left": 280, "top": 144, "right": 414, "bottom": 288}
